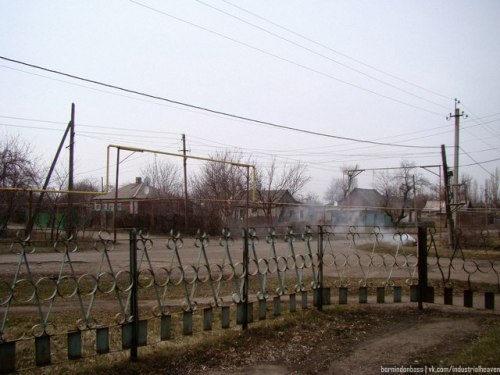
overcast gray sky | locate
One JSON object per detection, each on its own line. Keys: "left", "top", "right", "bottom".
{"left": 1, "top": 0, "right": 499, "bottom": 199}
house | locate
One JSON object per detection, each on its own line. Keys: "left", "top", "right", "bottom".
{"left": 93, "top": 177, "right": 169, "bottom": 229}
{"left": 93, "top": 177, "right": 162, "bottom": 215}
{"left": 422, "top": 200, "right": 445, "bottom": 216}
{"left": 326, "top": 188, "right": 392, "bottom": 227}
{"left": 231, "top": 189, "right": 302, "bottom": 227}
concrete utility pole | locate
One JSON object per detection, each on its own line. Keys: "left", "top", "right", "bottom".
{"left": 181, "top": 134, "right": 189, "bottom": 234}
{"left": 447, "top": 99, "right": 467, "bottom": 223}
{"left": 67, "top": 103, "right": 75, "bottom": 238}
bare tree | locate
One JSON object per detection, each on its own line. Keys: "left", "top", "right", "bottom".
{"left": 485, "top": 168, "right": 499, "bottom": 208}
{"left": 374, "top": 161, "right": 428, "bottom": 227}
{"left": 254, "top": 157, "right": 310, "bottom": 225}
{"left": 190, "top": 150, "right": 247, "bottom": 231}
{"left": 0, "top": 134, "right": 40, "bottom": 232}
{"left": 141, "top": 158, "right": 182, "bottom": 197}
{"left": 324, "top": 164, "right": 360, "bottom": 204}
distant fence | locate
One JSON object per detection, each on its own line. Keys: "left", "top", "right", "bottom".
{"left": 0, "top": 224, "right": 499, "bottom": 372}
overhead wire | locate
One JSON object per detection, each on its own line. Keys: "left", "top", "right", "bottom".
{"left": 194, "top": 0, "right": 449, "bottom": 111}
{"left": 124, "top": 0, "right": 445, "bottom": 117}
{"left": 220, "top": 0, "right": 453, "bottom": 102}
{"left": 0, "top": 55, "right": 441, "bottom": 149}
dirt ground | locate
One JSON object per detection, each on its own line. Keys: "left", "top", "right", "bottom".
{"left": 200, "top": 304, "right": 499, "bottom": 375}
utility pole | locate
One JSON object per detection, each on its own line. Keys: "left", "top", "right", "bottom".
{"left": 181, "top": 134, "right": 189, "bottom": 234}
{"left": 441, "top": 145, "right": 455, "bottom": 250}
{"left": 447, "top": 99, "right": 467, "bottom": 225}
{"left": 67, "top": 103, "right": 75, "bottom": 239}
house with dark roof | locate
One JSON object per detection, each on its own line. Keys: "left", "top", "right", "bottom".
{"left": 93, "top": 177, "right": 162, "bottom": 215}
{"left": 231, "top": 189, "right": 303, "bottom": 227}
{"left": 92, "top": 177, "right": 174, "bottom": 230}
{"left": 326, "top": 188, "right": 392, "bottom": 227}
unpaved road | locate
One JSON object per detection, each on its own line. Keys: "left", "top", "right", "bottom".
{"left": 204, "top": 304, "right": 499, "bottom": 375}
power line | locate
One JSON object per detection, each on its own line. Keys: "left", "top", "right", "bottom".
{"left": 459, "top": 146, "right": 496, "bottom": 177}
{"left": 0, "top": 55, "right": 440, "bottom": 149}
{"left": 125, "top": 0, "right": 445, "bottom": 117}
{"left": 220, "top": 0, "right": 453, "bottom": 102}
{"left": 194, "top": 0, "right": 449, "bottom": 111}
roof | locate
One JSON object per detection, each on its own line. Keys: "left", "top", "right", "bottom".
{"left": 340, "top": 188, "right": 384, "bottom": 208}
{"left": 423, "top": 200, "right": 445, "bottom": 212}
{"left": 94, "top": 179, "right": 162, "bottom": 201}
{"left": 255, "top": 190, "right": 301, "bottom": 204}
{"left": 234, "top": 189, "right": 301, "bottom": 206}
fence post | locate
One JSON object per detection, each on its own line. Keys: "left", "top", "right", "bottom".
{"left": 417, "top": 225, "right": 428, "bottom": 311}
{"left": 129, "top": 229, "right": 139, "bottom": 361}
{"left": 317, "top": 225, "right": 324, "bottom": 311}
{"left": 242, "top": 228, "right": 249, "bottom": 330}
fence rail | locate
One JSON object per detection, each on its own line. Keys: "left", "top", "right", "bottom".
{"left": 0, "top": 224, "right": 498, "bottom": 372}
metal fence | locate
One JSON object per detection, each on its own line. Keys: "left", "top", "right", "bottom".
{"left": 0, "top": 224, "right": 498, "bottom": 372}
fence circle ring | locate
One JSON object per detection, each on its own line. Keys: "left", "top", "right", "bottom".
{"left": 370, "top": 254, "right": 384, "bottom": 268}
{"left": 449, "top": 258, "right": 462, "bottom": 271}
{"left": 137, "top": 268, "right": 155, "bottom": 289}
{"left": 53, "top": 241, "right": 67, "bottom": 253}
{"left": 115, "top": 312, "right": 127, "bottom": 325}
{"left": 257, "top": 291, "right": 268, "bottom": 300}
{"left": 234, "top": 262, "right": 245, "bottom": 279}
{"left": 437, "top": 257, "right": 451, "bottom": 269}
{"left": 462, "top": 260, "right": 478, "bottom": 274}
{"left": 295, "top": 283, "right": 305, "bottom": 292}
{"left": 12, "top": 279, "right": 36, "bottom": 303}
{"left": 268, "top": 257, "right": 278, "bottom": 273}
{"left": 9, "top": 243, "right": 24, "bottom": 255}
{"left": 359, "top": 254, "right": 371, "bottom": 267}
{"left": 35, "top": 276, "right": 57, "bottom": 301}
{"left": 248, "top": 259, "right": 259, "bottom": 276}
{"left": 395, "top": 254, "right": 408, "bottom": 268}
{"left": 0, "top": 281, "right": 11, "bottom": 305}
{"left": 334, "top": 254, "right": 347, "bottom": 267}
{"left": 286, "top": 256, "right": 296, "bottom": 270}
{"left": 152, "top": 305, "right": 170, "bottom": 317}
{"left": 323, "top": 253, "right": 335, "bottom": 267}
{"left": 427, "top": 255, "right": 438, "bottom": 266}
{"left": 114, "top": 270, "right": 131, "bottom": 292}
{"left": 93, "top": 239, "right": 114, "bottom": 253}
{"left": 31, "top": 323, "right": 56, "bottom": 338}
{"left": 348, "top": 253, "right": 360, "bottom": 267}
{"left": 232, "top": 293, "right": 241, "bottom": 303}
{"left": 257, "top": 258, "right": 269, "bottom": 275}
{"left": 97, "top": 272, "right": 117, "bottom": 294}
{"left": 56, "top": 275, "right": 78, "bottom": 298}
{"left": 406, "top": 255, "right": 418, "bottom": 268}
{"left": 77, "top": 317, "right": 98, "bottom": 330}
{"left": 183, "top": 265, "right": 197, "bottom": 285}
{"left": 383, "top": 254, "right": 396, "bottom": 267}
{"left": 196, "top": 264, "right": 210, "bottom": 282}
{"left": 154, "top": 267, "right": 170, "bottom": 287}
{"left": 137, "top": 238, "right": 154, "bottom": 252}
{"left": 222, "top": 264, "right": 235, "bottom": 281}
{"left": 477, "top": 261, "right": 492, "bottom": 273}
{"left": 276, "top": 287, "right": 288, "bottom": 296}
{"left": 210, "top": 264, "right": 223, "bottom": 282}
{"left": 77, "top": 274, "right": 98, "bottom": 296}
{"left": 492, "top": 260, "right": 500, "bottom": 273}
{"left": 295, "top": 254, "right": 305, "bottom": 269}
{"left": 277, "top": 256, "right": 287, "bottom": 272}
{"left": 169, "top": 266, "right": 184, "bottom": 286}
